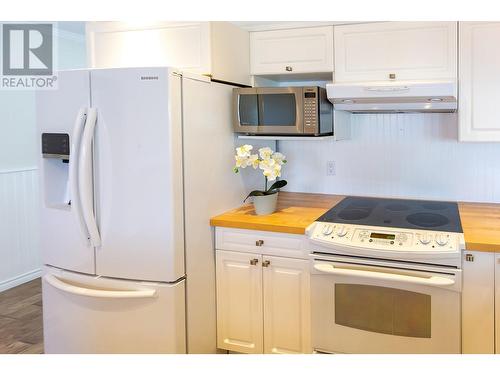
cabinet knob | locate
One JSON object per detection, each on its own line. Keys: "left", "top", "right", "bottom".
{"left": 262, "top": 260, "right": 271, "bottom": 267}
{"left": 250, "top": 258, "right": 259, "bottom": 266}
{"left": 285, "top": 66, "right": 293, "bottom": 72}
{"left": 255, "top": 240, "right": 264, "bottom": 246}
{"left": 465, "top": 253, "right": 474, "bottom": 262}
{"left": 389, "top": 73, "right": 396, "bottom": 79}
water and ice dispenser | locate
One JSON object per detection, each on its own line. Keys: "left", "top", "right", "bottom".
{"left": 41, "top": 133, "right": 71, "bottom": 208}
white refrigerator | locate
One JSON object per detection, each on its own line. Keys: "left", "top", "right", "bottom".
{"left": 36, "top": 67, "right": 251, "bottom": 353}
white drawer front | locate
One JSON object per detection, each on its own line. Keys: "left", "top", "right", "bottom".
{"left": 215, "top": 227, "right": 308, "bottom": 259}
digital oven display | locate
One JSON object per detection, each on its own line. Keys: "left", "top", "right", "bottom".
{"left": 370, "top": 232, "right": 396, "bottom": 240}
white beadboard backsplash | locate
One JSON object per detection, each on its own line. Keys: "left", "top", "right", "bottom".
{"left": 0, "top": 169, "right": 41, "bottom": 291}
{"left": 279, "top": 113, "right": 500, "bottom": 203}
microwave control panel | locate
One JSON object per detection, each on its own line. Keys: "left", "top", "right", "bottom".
{"left": 303, "top": 87, "right": 318, "bottom": 129}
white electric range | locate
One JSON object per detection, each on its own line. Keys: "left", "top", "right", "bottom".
{"left": 306, "top": 196, "right": 464, "bottom": 354}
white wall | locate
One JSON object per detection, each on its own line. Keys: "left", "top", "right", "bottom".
{"left": 0, "top": 22, "right": 87, "bottom": 291}
{"left": 280, "top": 113, "right": 500, "bottom": 203}
{"left": 0, "top": 23, "right": 87, "bottom": 172}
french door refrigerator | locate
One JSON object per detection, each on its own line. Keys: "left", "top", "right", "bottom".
{"left": 36, "top": 67, "right": 249, "bottom": 353}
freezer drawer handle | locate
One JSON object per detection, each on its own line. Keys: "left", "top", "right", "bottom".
{"left": 313, "top": 262, "right": 455, "bottom": 287}
{"left": 44, "top": 274, "right": 157, "bottom": 299}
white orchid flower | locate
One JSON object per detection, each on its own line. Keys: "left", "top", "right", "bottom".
{"left": 233, "top": 144, "right": 286, "bottom": 187}
{"left": 248, "top": 154, "right": 259, "bottom": 169}
{"left": 236, "top": 144, "right": 253, "bottom": 157}
{"left": 262, "top": 165, "right": 281, "bottom": 181}
{"left": 272, "top": 152, "right": 286, "bottom": 165}
{"left": 260, "top": 161, "right": 282, "bottom": 181}
{"left": 258, "top": 147, "right": 273, "bottom": 160}
{"left": 235, "top": 155, "right": 248, "bottom": 168}
{"left": 259, "top": 157, "right": 276, "bottom": 170}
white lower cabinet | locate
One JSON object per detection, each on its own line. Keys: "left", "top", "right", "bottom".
{"left": 215, "top": 238, "right": 311, "bottom": 354}
{"left": 216, "top": 250, "right": 263, "bottom": 354}
{"left": 263, "top": 256, "right": 311, "bottom": 354}
{"left": 461, "top": 250, "right": 495, "bottom": 353}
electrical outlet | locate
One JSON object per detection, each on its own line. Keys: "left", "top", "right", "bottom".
{"left": 326, "top": 161, "right": 336, "bottom": 176}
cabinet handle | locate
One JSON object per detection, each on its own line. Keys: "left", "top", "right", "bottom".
{"left": 465, "top": 253, "right": 474, "bottom": 262}
{"left": 262, "top": 260, "right": 271, "bottom": 267}
{"left": 285, "top": 66, "right": 293, "bottom": 72}
{"left": 250, "top": 258, "right": 259, "bottom": 266}
{"left": 389, "top": 73, "right": 396, "bottom": 79}
{"left": 255, "top": 240, "right": 264, "bottom": 247}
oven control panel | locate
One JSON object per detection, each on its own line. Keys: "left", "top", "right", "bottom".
{"left": 309, "top": 222, "right": 462, "bottom": 253}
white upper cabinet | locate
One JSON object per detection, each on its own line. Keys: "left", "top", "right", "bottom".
{"left": 459, "top": 22, "right": 500, "bottom": 142}
{"left": 86, "top": 22, "right": 251, "bottom": 85}
{"left": 250, "top": 26, "right": 334, "bottom": 76}
{"left": 334, "top": 22, "right": 457, "bottom": 83}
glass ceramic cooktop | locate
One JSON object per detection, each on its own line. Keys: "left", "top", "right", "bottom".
{"left": 317, "top": 196, "right": 463, "bottom": 233}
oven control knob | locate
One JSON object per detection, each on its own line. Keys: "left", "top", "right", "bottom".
{"left": 435, "top": 234, "right": 449, "bottom": 246}
{"left": 336, "top": 225, "right": 348, "bottom": 237}
{"left": 322, "top": 224, "right": 333, "bottom": 236}
{"left": 419, "top": 234, "right": 432, "bottom": 245}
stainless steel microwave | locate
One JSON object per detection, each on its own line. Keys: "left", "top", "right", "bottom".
{"left": 232, "top": 86, "right": 333, "bottom": 136}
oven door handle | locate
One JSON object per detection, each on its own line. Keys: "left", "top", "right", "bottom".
{"left": 313, "top": 263, "right": 456, "bottom": 287}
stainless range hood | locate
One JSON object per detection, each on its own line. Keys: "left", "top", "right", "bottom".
{"left": 326, "top": 80, "right": 457, "bottom": 113}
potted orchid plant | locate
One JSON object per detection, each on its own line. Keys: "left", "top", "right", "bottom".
{"left": 233, "top": 145, "right": 287, "bottom": 215}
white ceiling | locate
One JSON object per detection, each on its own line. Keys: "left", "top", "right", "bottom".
{"left": 231, "top": 21, "right": 362, "bottom": 32}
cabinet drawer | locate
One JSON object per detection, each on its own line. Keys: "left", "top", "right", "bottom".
{"left": 215, "top": 227, "right": 309, "bottom": 259}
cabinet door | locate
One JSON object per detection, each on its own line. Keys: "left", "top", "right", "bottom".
{"left": 250, "top": 26, "right": 334, "bottom": 75}
{"left": 462, "top": 251, "right": 495, "bottom": 353}
{"left": 86, "top": 22, "right": 211, "bottom": 74}
{"left": 496, "top": 254, "right": 500, "bottom": 354}
{"left": 334, "top": 22, "right": 457, "bottom": 83}
{"left": 459, "top": 22, "right": 500, "bottom": 142}
{"left": 263, "top": 256, "right": 311, "bottom": 354}
{"left": 216, "top": 250, "right": 263, "bottom": 353}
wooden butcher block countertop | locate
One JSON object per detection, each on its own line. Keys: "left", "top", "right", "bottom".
{"left": 210, "top": 192, "right": 500, "bottom": 252}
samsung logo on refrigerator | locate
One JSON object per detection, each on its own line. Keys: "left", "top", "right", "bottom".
{"left": 140, "top": 76, "right": 159, "bottom": 80}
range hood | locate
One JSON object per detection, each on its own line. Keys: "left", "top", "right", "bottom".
{"left": 326, "top": 80, "right": 457, "bottom": 113}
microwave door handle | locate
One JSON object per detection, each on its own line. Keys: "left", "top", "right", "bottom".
{"left": 313, "top": 262, "right": 455, "bottom": 287}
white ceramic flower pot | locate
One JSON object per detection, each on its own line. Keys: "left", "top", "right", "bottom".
{"left": 253, "top": 192, "right": 278, "bottom": 215}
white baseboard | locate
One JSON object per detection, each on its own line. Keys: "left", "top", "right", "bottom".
{"left": 0, "top": 269, "right": 42, "bottom": 293}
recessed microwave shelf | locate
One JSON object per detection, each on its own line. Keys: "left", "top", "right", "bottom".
{"left": 237, "top": 135, "right": 336, "bottom": 141}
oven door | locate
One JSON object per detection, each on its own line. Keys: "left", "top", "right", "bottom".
{"left": 310, "top": 255, "right": 461, "bottom": 354}
{"left": 233, "top": 87, "right": 304, "bottom": 134}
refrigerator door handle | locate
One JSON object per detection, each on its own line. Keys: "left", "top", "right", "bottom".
{"left": 44, "top": 274, "right": 158, "bottom": 298}
{"left": 69, "top": 107, "right": 90, "bottom": 245}
{"left": 78, "top": 107, "right": 101, "bottom": 247}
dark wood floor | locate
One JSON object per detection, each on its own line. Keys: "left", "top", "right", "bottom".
{"left": 0, "top": 278, "right": 43, "bottom": 354}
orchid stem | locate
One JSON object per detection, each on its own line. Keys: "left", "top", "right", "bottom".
{"left": 265, "top": 177, "right": 268, "bottom": 192}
